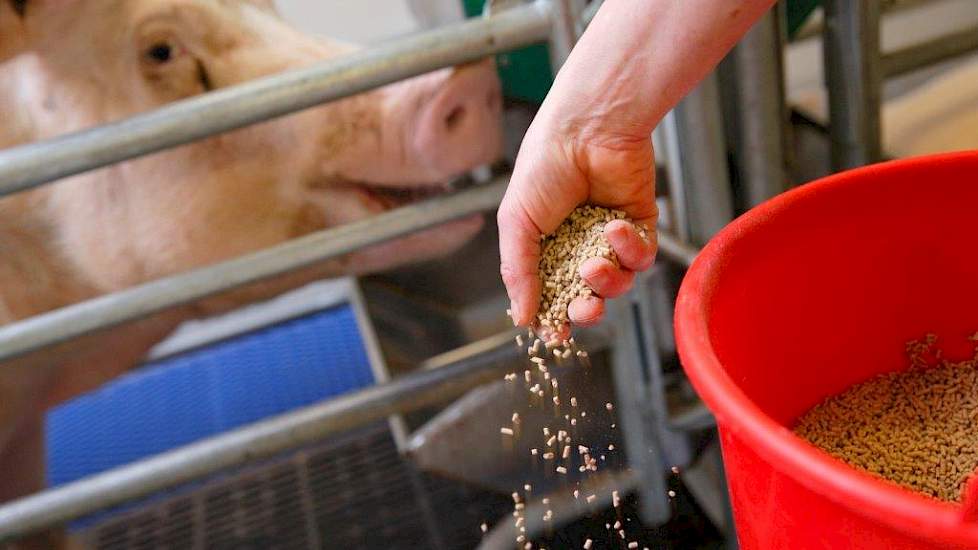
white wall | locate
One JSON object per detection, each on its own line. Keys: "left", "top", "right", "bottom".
{"left": 276, "top": 0, "right": 466, "bottom": 44}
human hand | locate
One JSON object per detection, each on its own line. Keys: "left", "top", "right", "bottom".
{"left": 497, "top": 114, "right": 657, "bottom": 337}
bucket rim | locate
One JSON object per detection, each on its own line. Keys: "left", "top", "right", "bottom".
{"left": 674, "top": 150, "right": 978, "bottom": 544}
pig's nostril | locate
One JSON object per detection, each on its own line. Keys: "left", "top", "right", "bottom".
{"left": 487, "top": 90, "right": 501, "bottom": 111}
{"left": 444, "top": 105, "right": 466, "bottom": 132}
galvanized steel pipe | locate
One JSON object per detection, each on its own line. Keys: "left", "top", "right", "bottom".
{"left": 0, "top": 331, "right": 520, "bottom": 540}
{"left": 0, "top": 2, "right": 551, "bottom": 197}
{"left": 0, "top": 180, "right": 507, "bottom": 362}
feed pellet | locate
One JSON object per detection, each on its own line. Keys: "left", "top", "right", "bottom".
{"left": 794, "top": 335, "right": 978, "bottom": 502}
{"left": 535, "top": 206, "right": 642, "bottom": 335}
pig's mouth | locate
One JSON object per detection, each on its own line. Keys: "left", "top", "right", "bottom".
{"left": 355, "top": 182, "right": 450, "bottom": 210}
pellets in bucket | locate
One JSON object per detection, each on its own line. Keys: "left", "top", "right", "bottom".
{"left": 794, "top": 334, "right": 978, "bottom": 502}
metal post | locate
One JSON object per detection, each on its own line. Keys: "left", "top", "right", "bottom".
{"left": 0, "top": 332, "right": 520, "bottom": 540}
{"left": 0, "top": 3, "right": 552, "bottom": 197}
{"left": 0, "top": 180, "right": 506, "bottom": 362}
{"left": 548, "top": 0, "right": 579, "bottom": 70}
{"left": 823, "top": 0, "right": 882, "bottom": 170}
{"left": 607, "top": 295, "right": 670, "bottom": 526}
{"left": 669, "top": 73, "right": 736, "bottom": 246}
{"left": 729, "top": 10, "right": 789, "bottom": 207}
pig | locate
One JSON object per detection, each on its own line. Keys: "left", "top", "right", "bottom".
{"left": 0, "top": 0, "right": 502, "bottom": 543}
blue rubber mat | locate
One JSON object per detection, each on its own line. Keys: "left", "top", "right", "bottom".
{"left": 45, "top": 303, "right": 376, "bottom": 494}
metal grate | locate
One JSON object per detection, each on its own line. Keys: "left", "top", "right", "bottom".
{"left": 78, "top": 423, "right": 509, "bottom": 550}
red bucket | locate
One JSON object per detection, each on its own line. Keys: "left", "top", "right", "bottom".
{"left": 675, "top": 151, "right": 978, "bottom": 549}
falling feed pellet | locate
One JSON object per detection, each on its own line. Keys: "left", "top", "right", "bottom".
{"left": 486, "top": 207, "right": 644, "bottom": 549}
{"left": 480, "top": 522, "right": 488, "bottom": 533}
{"left": 605, "top": 402, "right": 614, "bottom": 411}
{"left": 671, "top": 466, "right": 680, "bottom": 474}
{"left": 667, "top": 490, "right": 676, "bottom": 498}
{"left": 613, "top": 520, "right": 621, "bottom": 530}
{"left": 794, "top": 334, "right": 978, "bottom": 502}
{"left": 629, "top": 542, "right": 639, "bottom": 549}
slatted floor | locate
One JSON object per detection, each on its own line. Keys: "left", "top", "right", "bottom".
{"left": 79, "top": 423, "right": 510, "bottom": 550}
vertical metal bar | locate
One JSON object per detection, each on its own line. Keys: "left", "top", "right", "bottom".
{"left": 656, "top": 119, "right": 691, "bottom": 242}
{"left": 671, "top": 73, "right": 735, "bottom": 245}
{"left": 729, "top": 10, "right": 790, "bottom": 207}
{"left": 633, "top": 271, "right": 691, "bottom": 468}
{"left": 823, "top": 0, "right": 882, "bottom": 170}
{"left": 548, "top": 0, "right": 579, "bottom": 70}
{"left": 608, "top": 295, "right": 670, "bottom": 526}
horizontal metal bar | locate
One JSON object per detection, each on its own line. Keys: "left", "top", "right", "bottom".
{"left": 657, "top": 230, "right": 699, "bottom": 267}
{"left": 669, "top": 403, "right": 716, "bottom": 432}
{"left": 477, "top": 470, "right": 639, "bottom": 550}
{"left": 881, "top": 24, "right": 978, "bottom": 77}
{"left": 0, "top": 179, "right": 507, "bottom": 362}
{"left": 0, "top": 3, "right": 551, "bottom": 197}
{"left": 0, "top": 331, "right": 520, "bottom": 540}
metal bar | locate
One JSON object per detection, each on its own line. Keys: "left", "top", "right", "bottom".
{"left": 0, "top": 179, "right": 507, "bottom": 362}
{"left": 793, "top": 0, "right": 940, "bottom": 42}
{"left": 0, "top": 4, "right": 551, "bottom": 197}
{"left": 608, "top": 295, "right": 670, "bottom": 526}
{"left": 669, "top": 403, "right": 715, "bottom": 432}
{"left": 730, "top": 10, "right": 789, "bottom": 207}
{"left": 672, "top": 73, "right": 736, "bottom": 245}
{"left": 0, "top": 331, "right": 519, "bottom": 540}
{"left": 823, "top": 0, "right": 882, "bottom": 170}
{"left": 477, "top": 470, "right": 639, "bottom": 550}
{"left": 547, "top": 0, "right": 579, "bottom": 70}
{"left": 882, "top": 24, "right": 978, "bottom": 77}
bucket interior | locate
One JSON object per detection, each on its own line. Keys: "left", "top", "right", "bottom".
{"left": 700, "top": 152, "right": 978, "bottom": 427}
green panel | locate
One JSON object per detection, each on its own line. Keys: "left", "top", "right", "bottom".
{"left": 786, "top": 0, "right": 821, "bottom": 40}
{"left": 461, "top": 0, "right": 554, "bottom": 104}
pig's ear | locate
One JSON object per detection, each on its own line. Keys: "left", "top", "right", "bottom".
{"left": 0, "top": 1, "right": 29, "bottom": 62}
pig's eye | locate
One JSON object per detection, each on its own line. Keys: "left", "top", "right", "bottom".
{"left": 145, "top": 43, "right": 173, "bottom": 64}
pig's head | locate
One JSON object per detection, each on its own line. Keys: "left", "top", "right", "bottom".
{"left": 0, "top": 0, "right": 502, "bottom": 293}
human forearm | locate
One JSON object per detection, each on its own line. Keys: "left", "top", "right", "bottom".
{"left": 540, "top": 0, "right": 776, "bottom": 143}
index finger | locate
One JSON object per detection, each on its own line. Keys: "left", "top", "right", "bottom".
{"left": 497, "top": 198, "right": 542, "bottom": 327}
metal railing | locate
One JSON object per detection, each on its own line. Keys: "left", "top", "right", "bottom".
{"left": 0, "top": 0, "right": 702, "bottom": 539}
{"left": 0, "top": 327, "right": 523, "bottom": 540}
{"left": 0, "top": 2, "right": 551, "bottom": 197}
{"left": 2, "top": 0, "right": 971, "bottom": 541}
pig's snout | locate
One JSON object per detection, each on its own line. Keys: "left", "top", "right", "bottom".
{"left": 412, "top": 63, "right": 503, "bottom": 177}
